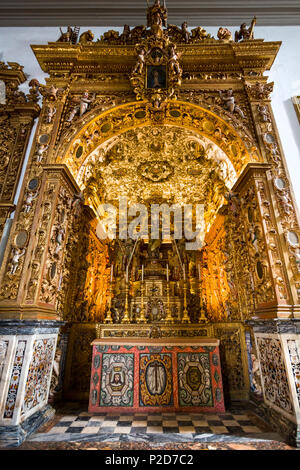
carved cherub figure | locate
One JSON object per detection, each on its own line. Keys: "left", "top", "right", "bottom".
{"left": 24, "top": 191, "right": 38, "bottom": 213}
{"left": 132, "top": 48, "right": 147, "bottom": 74}
{"left": 278, "top": 190, "right": 294, "bottom": 214}
{"left": 10, "top": 248, "right": 26, "bottom": 274}
{"left": 46, "top": 106, "right": 57, "bottom": 123}
{"left": 168, "top": 45, "right": 182, "bottom": 75}
{"left": 219, "top": 89, "right": 245, "bottom": 118}
{"left": 67, "top": 91, "right": 95, "bottom": 121}
{"left": 36, "top": 144, "right": 49, "bottom": 163}
{"left": 55, "top": 227, "right": 65, "bottom": 255}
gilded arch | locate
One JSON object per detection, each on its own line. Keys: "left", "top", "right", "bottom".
{"left": 56, "top": 100, "right": 261, "bottom": 181}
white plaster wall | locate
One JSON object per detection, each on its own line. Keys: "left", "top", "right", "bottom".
{"left": 0, "top": 25, "right": 300, "bottom": 210}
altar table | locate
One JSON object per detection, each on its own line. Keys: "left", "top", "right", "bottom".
{"left": 88, "top": 338, "right": 225, "bottom": 413}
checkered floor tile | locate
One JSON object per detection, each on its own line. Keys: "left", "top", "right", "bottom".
{"left": 47, "top": 412, "right": 263, "bottom": 435}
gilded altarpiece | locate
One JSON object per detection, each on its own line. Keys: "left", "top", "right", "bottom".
{"left": 0, "top": 3, "right": 300, "bottom": 446}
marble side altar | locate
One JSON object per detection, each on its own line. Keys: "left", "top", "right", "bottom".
{"left": 89, "top": 337, "right": 225, "bottom": 413}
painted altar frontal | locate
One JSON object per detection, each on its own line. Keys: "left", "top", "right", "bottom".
{"left": 89, "top": 338, "right": 225, "bottom": 413}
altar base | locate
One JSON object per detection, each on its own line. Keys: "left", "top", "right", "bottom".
{"left": 89, "top": 338, "right": 225, "bottom": 413}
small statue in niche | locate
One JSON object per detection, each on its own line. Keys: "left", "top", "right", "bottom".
{"left": 234, "top": 17, "right": 256, "bottom": 42}
{"left": 54, "top": 226, "right": 65, "bottom": 255}
{"left": 10, "top": 248, "right": 26, "bottom": 275}
{"left": 67, "top": 91, "right": 95, "bottom": 122}
{"left": 248, "top": 226, "right": 259, "bottom": 254}
{"left": 24, "top": 191, "right": 38, "bottom": 213}
{"left": 36, "top": 143, "right": 49, "bottom": 163}
{"left": 71, "top": 192, "right": 85, "bottom": 218}
{"left": 217, "top": 27, "right": 233, "bottom": 41}
{"left": 57, "top": 26, "right": 74, "bottom": 43}
{"left": 120, "top": 25, "right": 131, "bottom": 44}
{"left": 181, "top": 22, "right": 190, "bottom": 43}
{"left": 219, "top": 89, "right": 245, "bottom": 118}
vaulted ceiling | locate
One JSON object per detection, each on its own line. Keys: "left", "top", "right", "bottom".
{"left": 0, "top": 0, "right": 300, "bottom": 27}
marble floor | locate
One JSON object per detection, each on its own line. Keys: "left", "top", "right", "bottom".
{"left": 11, "top": 403, "right": 297, "bottom": 450}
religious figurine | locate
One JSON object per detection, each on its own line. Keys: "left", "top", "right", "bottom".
{"left": 10, "top": 248, "right": 26, "bottom": 275}
{"left": 24, "top": 191, "right": 38, "bottom": 213}
{"left": 235, "top": 17, "right": 256, "bottom": 42}
{"left": 219, "top": 89, "right": 245, "bottom": 118}
{"left": 217, "top": 27, "right": 233, "bottom": 41}
{"left": 36, "top": 144, "right": 49, "bottom": 163}
{"left": 248, "top": 226, "right": 259, "bottom": 254}
{"left": 46, "top": 106, "right": 56, "bottom": 123}
{"left": 47, "top": 85, "right": 60, "bottom": 101}
{"left": 55, "top": 227, "right": 65, "bottom": 255}
{"left": 67, "top": 91, "right": 95, "bottom": 122}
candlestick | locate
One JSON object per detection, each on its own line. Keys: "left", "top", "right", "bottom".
{"left": 104, "top": 276, "right": 113, "bottom": 324}
{"left": 126, "top": 265, "right": 129, "bottom": 283}
{"left": 110, "top": 264, "right": 113, "bottom": 282}
{"left": 183, "top": 264, "right": 186, "bottom": 281}
{"left": 182, "top": 279, "right": 191, "bottom": 324}
{"left": 165, "top": 277, "right": 174, "bottom": 324}
{"left": 166, "top": 264, "right": 169, "bottom": 282}
{"left": 198, "top": 264, "right": 201, "bottom": 281}
{"left": 142, "top": 264, "right": 144, "bottom": 282}
{"left": 122, "top": 280, "right": 130, "bottom": 324}
{"left": 137, "top": 279, "right": 146, "bottom": 323}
